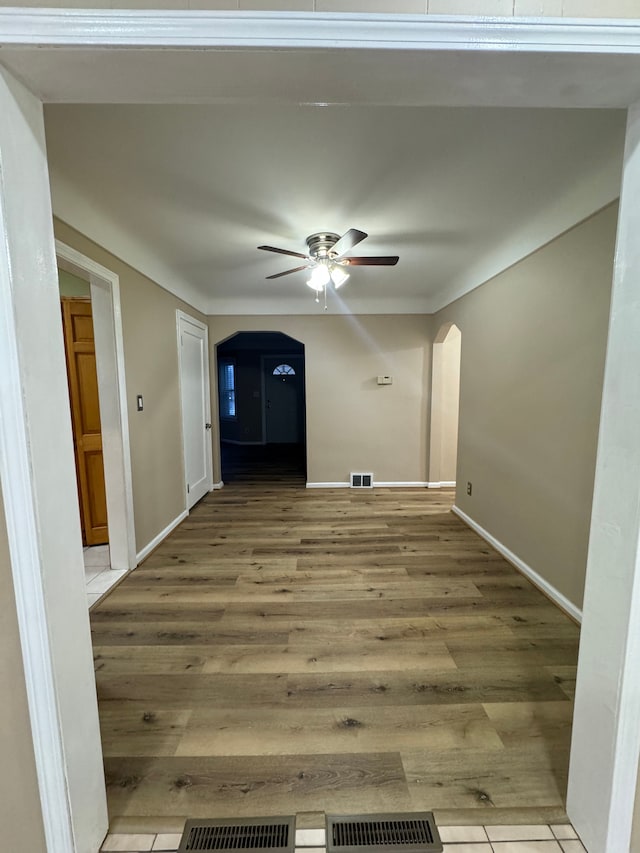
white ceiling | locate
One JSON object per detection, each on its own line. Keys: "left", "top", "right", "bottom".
{"left": 44, "top": 103, "right": 625, "bottom": 314}
{"left": 2, "top": 12, "right": 631, "bottom": 314}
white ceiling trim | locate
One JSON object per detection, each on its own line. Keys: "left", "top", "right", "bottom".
{"left": 1, "top": 9, "right": 640, "bottom": 52}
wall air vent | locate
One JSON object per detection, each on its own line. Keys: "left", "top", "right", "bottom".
{"left": 350, "top": 472, "right": 373, "bottom": 488}
{"left": 178, "top": 816, "right": 295, "bottom": 853}
{"left": 326, "top": 813, "right": 442, "bottom": 853}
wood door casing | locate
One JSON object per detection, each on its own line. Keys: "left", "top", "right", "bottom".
{"left": 61, "top": 297, "right": 109, "bottom": 546}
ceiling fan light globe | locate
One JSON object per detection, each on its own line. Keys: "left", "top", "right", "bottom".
{"left": 309, "top": 263, "right": 330, "bottom": 287}
{"left": 306, "top": 277, "right": 325, "bottom": 292}
{"left": 330, "top": 266, "right": 349, "bottom": 289}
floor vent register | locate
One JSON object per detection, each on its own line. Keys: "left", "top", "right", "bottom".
{"left": 326, "top": 813, "right": 442, "bottom": 853}
{"left": 178, "top": 816, "right": 296, "bottom": 853}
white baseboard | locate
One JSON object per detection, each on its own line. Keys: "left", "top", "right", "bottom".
{"left": 427, "top": 481, "right": 456, "bottom": 488}
{"left": 307, "top": 481, "right": 432, "bottom": 489}
{"left": 136, "top": 509, "right": 188, "bottom": 564}
{"left": 452, "top": 505, "right": 582, "bottom": 623}
{"left": 210, "top": 481, "right": 224, "bottom": 490}
{"left": 375, "top": 481, "right": 430, "bottom": 488}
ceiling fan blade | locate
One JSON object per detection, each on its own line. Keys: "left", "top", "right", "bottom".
{"left": 345, "top": 256, "right": 399, "bottom": 266}
{"left": 258, "top": 245, "right": 308, "bottom": 260}
{"left": 332, "top": 228, "right": 368, "bottom": 257}
{"left": 266, "top": 265, "right": 311, "bottom": 279}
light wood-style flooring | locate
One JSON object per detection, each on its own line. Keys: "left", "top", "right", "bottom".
{"left": 90, "top": 478, "right": 579, "bottom": 833}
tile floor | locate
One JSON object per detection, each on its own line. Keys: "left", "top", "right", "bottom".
{"left": 100, "top": 824, "right": 586, "bottom": 852}
{"left": 84, "top": 545, "right": 128, "bottom": 608}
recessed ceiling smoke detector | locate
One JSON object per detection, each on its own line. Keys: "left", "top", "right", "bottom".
{"left": 258, "top": 228, "right": 399, "bottom": 309}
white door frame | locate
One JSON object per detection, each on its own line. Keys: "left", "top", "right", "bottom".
{"left": 176, "top": 310, "right": 213, "bottom": 509}
{"left": 0, "top": 67, "right": 107, "bottom": 853}
{"left": 55, "top": 241, "right": 137, "bottom": 571}
{"left": 566, "top": 102, "right": 640, "bottom": 853}
{"left": 1, "top": 12, "right": 640, "bottom": 853}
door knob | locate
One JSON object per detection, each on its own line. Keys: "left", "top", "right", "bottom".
{"left": 205, "top": 423, "right": 212, "bottom": 429}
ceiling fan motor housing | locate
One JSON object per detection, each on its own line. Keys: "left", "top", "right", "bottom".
{"left": 306, "top": 232, "right": 341, "bottom": 260}
{"left": 258, "top": 228, "right": 397, "bottom": 283}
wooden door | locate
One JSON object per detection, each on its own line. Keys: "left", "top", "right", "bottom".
{"left": 61, "top": 298, "right": 109, "bottom": 545}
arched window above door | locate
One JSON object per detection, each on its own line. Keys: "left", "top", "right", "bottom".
{"left": 272, "top": 364, "right": 296, "bottom": 376}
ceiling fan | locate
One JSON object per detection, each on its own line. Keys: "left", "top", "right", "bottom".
{"left": 258, "top": 228, "right": 399, "bottom": 307}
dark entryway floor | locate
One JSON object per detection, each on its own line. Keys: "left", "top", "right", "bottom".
{"left": 220, "top": 442, "right": 306, "bottom": 484}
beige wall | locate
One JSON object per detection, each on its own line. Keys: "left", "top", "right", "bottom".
{"left": 433, "top": 203, "right": 617, "bottom": 609}
{"left": 209, "top": 315, "right": 432, "bottom": 484}
{"left": 54, "top": 219, "right": 207, "bottom": 553}
{"left": 0, "top": 488, "right": 47, "bottom": 853}
{"left": 0, "top": 0, "right": 636, "bottom": 17}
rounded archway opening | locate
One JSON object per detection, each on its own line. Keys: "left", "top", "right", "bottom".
{"left": 215, "top": 331, "right": 306, "bottom": 485}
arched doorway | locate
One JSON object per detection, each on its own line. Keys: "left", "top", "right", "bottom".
{"left": 429, "top": 322, "right": 461, "bottom": 490}
{"left": 216, "top": 331, "right": 306, "bottom": 484}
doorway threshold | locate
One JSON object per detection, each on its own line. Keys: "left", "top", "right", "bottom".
{"left": 85, "top": 545, "right": 128, "bottom": 608}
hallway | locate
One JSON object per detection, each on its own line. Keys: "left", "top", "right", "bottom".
{"left": 90, "top": 484, "right": 579, "bottom": 834}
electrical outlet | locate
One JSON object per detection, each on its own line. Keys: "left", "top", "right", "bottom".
{"left": 466, "top": 481, "right": 472, "bottom": 496}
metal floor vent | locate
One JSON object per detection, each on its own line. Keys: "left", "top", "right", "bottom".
{"left": 351, "top": 472, "right": 373, "bottom": 488}
{"left": 327, "top": 813, "right": 442, "bottom": 853}
{"left": 178, "top": 816, "right": 296, "bottom": 853}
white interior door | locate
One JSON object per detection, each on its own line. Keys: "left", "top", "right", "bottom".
{"left": 178, "top": 312, "right": 212, "bottom": 509}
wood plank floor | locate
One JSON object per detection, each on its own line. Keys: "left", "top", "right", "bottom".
{"left": 90, "top": 480, "right": 579, "bottom": 833}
